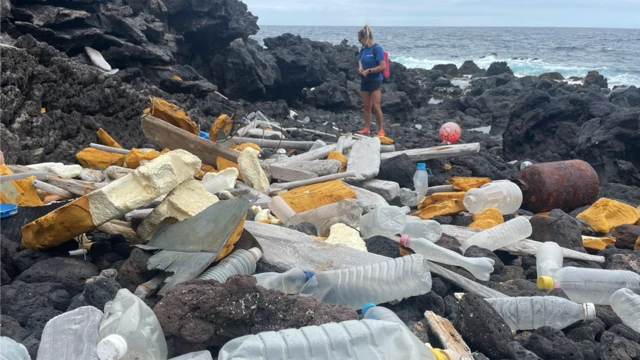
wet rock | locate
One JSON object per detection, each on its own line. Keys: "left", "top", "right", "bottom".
{"left": 26, "top": 308, "right": 63, "bottom": 340}
{"left": 607, "top": 323, "right": 640, "bottom": 343}
{"left": 578, "top": 340, "right": 599, "bottom": 360}
{"left": 82, "top": 275, "right": 121, "bottom": 310}
{"left": 458, "top": 60, "right": 484, "bottom": 76}
{"left": 377, "top": 154, "right": 415, "bottom": 189}
{"left": 116, "top": 247, "right": 156, "bottom": 292}
{"left": 15, "top": 257, "right": 99, "bottom": 296}
{"left": 506, "top": 340, "right": 541, "bottom": 360}
{"left": 289, "top": 222, "right": 318, "bottom": 236}
{"left": 11, "top": 249, "right": 51, "bottom": 275}
{"left": 608, "top": 85, "right": 640, "bottom": 108}
{"left": 539, "top": 72, "right": 565, "bottom": 81}
{"left": 1, "top": 281, "right": 70, "bottom": 325}
{"left": 584, "top": 71, "right": 608, "bottom": 89}
{"left": 595, "top": 305, "right": 623, "bottom": 330}
{"left": 365, "top": 236, "right": 401, "bottom": 258}
{"left": 604, "top": 252, "right": 640, "bottom": 273}
{"left": 524, "top": 326, "right": 584, "bottom": 360}
{"left": 611, "top": 224, "right": 640, "bottom": 250}
{"left": 565, "top": 319, "right": 606, "bottom": 343}
{"left": 450, "top": 214, "right": 473, "bottom": 227}
{"left": 432, "top": 63, "right": 458, "bottom": 78}
{"left": 414, "top": 291, "right": 445, "bottom": 317}
{"left": 0, "top": 315, "right": 29, "bottom": 342}
{"left": 529, "top": 211, "right": 585, "bottom": 252}
{"left": 598, "top": 330, "right": 637, "bottom": 360}
{"left": 464, "top": 245, "right": 504, "bottom": 273}
{"left": 431, "top": 277, "right": 450, "bottom": 298}
{"left": 22, "top": 333, "right": 40, "bottom": 360}
{"left": 486, "top": 62, "right": 514, "bottom": 76}
{"left": 452, "top": 293, "right": 514, "bottom": 358}
{"left": 153, "top": 276, "right": 357, "bottom": 348}
{"left": 444, "top": 295, "right": 459, "bottom": 320}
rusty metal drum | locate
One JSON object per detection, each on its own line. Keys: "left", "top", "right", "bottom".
{"left": 516, "top": 159, "right": 599, "bottom": 214}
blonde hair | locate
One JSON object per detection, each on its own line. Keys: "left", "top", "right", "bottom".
{"left": 358, "top": 25, "right": 373, "bottom": 41}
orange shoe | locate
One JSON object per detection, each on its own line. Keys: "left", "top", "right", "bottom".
{"left": 378, "top": 129, "right": 385, "bottom": 136}
{"left": 357, "top": 128, "right": 371, "bottom": 135}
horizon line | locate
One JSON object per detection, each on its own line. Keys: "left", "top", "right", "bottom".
{"left": 255, "top": 24, "right": 640, "bottom": 30}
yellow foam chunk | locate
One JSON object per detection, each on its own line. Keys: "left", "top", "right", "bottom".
{"left": 144, "top": 97, "right": 199, "bottom": 135}
{"left": 582, "top": 237, "right": 616, "bottom": 251}
{"left": 279, "top": 180, "right": 357, "bottom": 213}
{"left": 0, "top": 164, "right": 44, "bottom": 206}
{"left": 444, "top": 164, "right": 452, "bottom": 171}
{"left": 472, "top": 208, "right": 504, "bottom": 224}
{"left": 96, "top": 128, "right": 122, "bottom": 148}
{"left": 124, "top": 148, "right": 161, "bottom": 169}
{"left": 635, "top": 236, "right": 640, "bottom": 250}
{"left": 76, "top": 148, "right": 125, "bottom": 169}
{"left": 216, "top": 157, "right": 243, "bottom": 181}
{"left": 327, "top": 151, "right": 347, "bottom": 172}
{"left": 231, "top": 142, "right": 261, "bottom": 152}
{"left": 412, "top": 199, "right": 466, "bottom": 220}
{"left": 419, "top": 192, "right": 466, "bottom": 209}
{"left": 576, "top": 198, "right": 640, "bottom": 233}
{"left": 446, "top": 176, "right": 492, "bottom": 191}
{"left": 469, "top": 219, "right": 500, "bottom": 230}
{"left": 171, "top": 75, "right": 182, "bottom": 81}
{"left": 375, "top": 135, "right": 394, "bottom": 145}
{"left": 209, "top": 114, "right": 234, "bottom": 141}
{"left": 214, "top": 214, "right": 247, "bottom": 261}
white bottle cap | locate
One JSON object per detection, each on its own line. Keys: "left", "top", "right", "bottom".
{"left": 97, "top": 334, "right": 128, "bottom": 360}
{"left": 581, "top": 303, "right": 596, "bottom": 320}
{"left": 248, "top": 247, "right": 263, "bottom": 261}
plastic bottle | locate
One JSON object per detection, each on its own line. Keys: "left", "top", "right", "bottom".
{"left": 398, "top": 235, "right": 495, "bottom": 281}
{"left": 460, "top": 216, "right": 532, "bottom": 252}
{"left": 537, "top": 267, "right": 640, "bottom": 305}
{"left": 1, "top": 336, "right": 31, "bottom": 360}
{"left": 309, "top": 139, "right": 327, "bottom": 151}
{"left": 97, "top": 289, "right": 168, "bottom": 360}
{"left": 536, "top": 242, "right": 563, "bottom": 278}
{"left": 218, "top": 319, "right": 438, "bottom": 360}
{"left": 298, "top": 254, "right": 432, "bottom": 309}
{"left": 253, "top": 267, "right": 315, "bottom": 294}
{"left": 484, "top": 296, "right": 596, "bottom": 330}
{"left": 169, "top": 351, "right": 213, "bottom": 360}
{"left": 268, "top": 196, "right": 296, "bottom": 224}
{"left": 462, "top": 180, "right": 523, "bottom": 215}
{"left": 286, "top": 199, "right": 362, "bottom": 227}
{"left": 358, "top": 206, "right": 407, "bottom": 239}
{"left": 198, "top": 248, "right": 262, "bottom": 282}
{"left": 361, "top": 303, "right": 406, "bottom": 327}
{"left": 201, "top": 169, "right": 237, "bottom": 195}
{"left": 609, "top": 288, "right": 640, "bottom": 333}
{"left": 413, "top": 163, "right": 429, "bottom": 201}
{"left": 403, "top": 217, "right": 442, "bottom": 242}
{"left": 399, "top": 188, "right": 419, "bottom": 207}
{"left": 37, "top": 306, "right": 103, "bottom": 360}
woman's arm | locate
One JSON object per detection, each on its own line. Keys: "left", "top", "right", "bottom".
{"left": 365, "top": 60, "right": 387, "bottom": 75}
{"left": 359, "top": 60, "right": 364, "bottom": 74}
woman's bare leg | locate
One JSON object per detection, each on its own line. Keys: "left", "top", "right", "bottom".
{"left": 361, "top": 91, "right": 372, "bottom": 130}
{"left": 371, "top": 90, "right": 384, "bottom": 132}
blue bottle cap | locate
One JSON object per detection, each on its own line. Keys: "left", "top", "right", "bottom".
{"left": 199, "top": 131, "right": 210, "bottom": 140}
{"left": 0, "top": 203, "right": 18, "bottom": 219}
{"left": 361, "top": 302, "right": 376, "bottom": 314}
{"left": 416, "top": 163, "right": 426, "bottom": 170}
{"left": 304, "top": 271, "right": 315, "bottom": 280}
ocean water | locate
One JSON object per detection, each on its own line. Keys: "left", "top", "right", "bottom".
{"left": 251, "top": 26, "right": 640, "bottom": 88}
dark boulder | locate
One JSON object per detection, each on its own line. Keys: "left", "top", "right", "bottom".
{"left": 458, "top": 60, "right": 484, "bottom": 76}
{"left": 1, "top": 281, "right": 71, "bottom": 325}
{"left": 431, "top": 63, "right": 458, "bottom": 78}
{"left": 529, "top": 210, "right": 585, "bottom": 252}
{"left": 486, "top": 61, "right": 514, "bottom": 76}
{"left": 15, "top": 257, "right": 99, "bottom": 296}
{"left": 524, "top": 326, "right": 584, "bottom": 360}
{"left": 611, "top": 224, "right": 640, "bottom": 250}
{"left": 584, "top": 70, "right": 608, "bottom": 89}
{"left": 539, "top": 72, "right": 565, "bottom": 81}
{"left": 608, "top": 85, "right": 640, "bottom": 108}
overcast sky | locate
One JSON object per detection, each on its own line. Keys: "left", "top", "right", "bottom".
{"left": 242, "top": 0, "right": 640, "bottom": 28}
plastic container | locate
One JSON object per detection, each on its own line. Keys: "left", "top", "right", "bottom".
{"left": 310, "top": 139, "right": 327, "bottom": 151}
{"left": 358, "top": 206, "right": 407, "bottom": 239}
{"left": 536, "top": 242, "right": 563, "bottom": 277}
{"left": 253, "top": 267, "right": 314, "bottom": 294}
{"left": 298, "top": 254, "right": 432, "bottom": 309}
{"left": 402, "top": 217, "right": 442, "bottom": 242}
{"left": 170, "top": 351, "right": 213, "bottom": 360}
{"left": 198, "top": 248, "right": 262, "bottom": 282}
{"left": 463, "top": 180, "right": 523, "bottom": 215}
{"left": 361, "top": 303, "right": 406, "bottom": 327}
{"left": 37, "top": 306, "right": 103, "bottom": 360}
{"left": 398, "top": 235, "right": 495, "bottom": 281}
{"left": 398, "top": 188, "right": 418, "bottom": 207}
{"left": 268, "top": 196, "right": 296, "bottom": 224}
{"left": 537, "top": 266, "right": 640, "bottom": 305}
{"left": 218, "top": 319, "right": 438, "bottom": 360}
{"left": 609, "top": 288, "right": 640, "bottom": 333}
{"left": 460, "top": 216, "right": 532, "bottom": 252}
{"left": 1, "top": 336, "right": 31, "bottom": 360}
{"left": 413, "top": 163, "right": 429, "bottom": 201}
{"left": 97, "top": 289, "right": 168, "bottom": 360}
{"left": 287, "top": 199, "right": 362, "bottom": 227}
{"left": 485, "top": 296, "right": 596, "bottom": 330}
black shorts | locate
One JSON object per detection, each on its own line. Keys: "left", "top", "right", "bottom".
{"left": 361, "top": 79, "right": 382, "bottom": 92}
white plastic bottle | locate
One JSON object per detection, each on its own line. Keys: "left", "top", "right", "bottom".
{"left": 358, "top": 206, "right": 407, "bottom": 239}
{"left": 287, "top": 199, "right": 362, "bottom": 227}
{"left": 268, "top": 196, "right": 296, "bottom": 224}
{"left": 97, "top": 289, "right": 168, "bottom": 360}
{"left": 537, "top": 267, "right": 640, "bottom": 305}
{"left": 1, "top": 336, "right": 31, "bottom": 360}
{"left": 484, "top": 296, "right": 596, "bottom": 330}
{"left": 361, "top": 303, "right": 406, "bottom": 327}
{"left": 169, "top": 351, "right": 213, "bottom": 360}
{"left": 398, "top": 235, "right": 495, "bottom": 281}
{"left": 402, "top": 217, "right": 442, "bottom": 242}
{"left": 462, "top": 180, "right": 523, "bottom": 215}
{"left": 37, "top": 306, "right": 103, "bottom": 360}
{"left": 218, "top": 319, "right": 439, "bottom": 360}
{"left": 198, "top": 248, "right": 262, "bottom": 282}
{"left": 609, "top": 288, "right": 640, "bottom": 333}
{"left": 298, "top": 254, "right": 432, "bottom": 309}
{"left": 413, "top": 163, "right": 429, "bottom": 201}
{"left": 460, "top": 216, "right": 532, "bottom": 252}
{"left": 536, "top": 242, "right": 563, "bottom": 277}
{"left": 253, "top": 267, "right": 315, "bottom": 294}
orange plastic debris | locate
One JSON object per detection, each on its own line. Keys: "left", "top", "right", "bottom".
{"left": 327, "top": 151, "right": 348, "bottom": 172}
{"left": 412, "top": 199, "right": 466, "bottom": 220}
{"left": 231, "top": 142, "right": 261, "bottom": 152}
{"left": 419, "top": 192, "right": 466, "bottom": 209}
{"left": 375, "top": 135, "right": 394, "bottom": 145}
{"left": 469, "top": 219, "right": 500, "bottom": 230}
{"left": 170, "top": 75, "right": 182, "bottom": 81}
{"left": 446, "top": 176, "right": 492, "bottom": 191}
{"left": 635, "top": 236, "right": 640, "bottom": 250}
{"left": 214, "top": 214, "right": 247, "bottom": 261}
{"left": 124, "top": 148, "right": 161, "bottom": 169}
{"left": 472, "top": 208, "right": 504, "bottom": 224}
{"left": 209, "top": 114, "right": 234, "bottom": 141}
{"left": 96, "top": 128, "right": 122, "bottom": 148}
{"left": 279, "top": 180, "right": 357, "bottom": 213}
{"left": 444, "top": 164, "right": 452, "bottom": 171}
{"left": 194, "top": 164, "right": 217, "bottom": 180}
{"left": 40, "top": 108, "right": 46, "bottom": 114}
{"left": 144, "top": 97, "right": 199, "bottom": 135}
{"left": 576, "top": 198, "right": 640, "bottom": 233}
{"left": 0, "top": 164, "right": 44, "bottom": 206}
{"left": 217, "top": 157, "right": 243, "bottom": 181}
{"left": 76, "top": 148, "right": 125, "bottom": 169}
{"left": 582, "top": 237, "right": 616, "bottom": 251}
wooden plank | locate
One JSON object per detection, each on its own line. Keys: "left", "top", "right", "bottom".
{"left": 380, "top": 143, "right": 481, "bottom": 161}
{"left": 424, "top": 311, "right": 474, "bottom": 360}
{"left": 46, "top": 177, "right": 101, "bottom": 196}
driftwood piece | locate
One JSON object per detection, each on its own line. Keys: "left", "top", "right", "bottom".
{"left": 424, "top": 311, "right": 474, "bottom": 360}
{"left": 380, "top": 143, "right": 481, "bottom": 161}
{"left": 31, "top": 180, "right": 74, "bottom": 199}
{"left": 46, "top": 177, "right": 101, "bottom": 196}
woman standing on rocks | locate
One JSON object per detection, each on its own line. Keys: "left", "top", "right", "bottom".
{"left": 357, "top": 25, "right": 386, "bottom": 136}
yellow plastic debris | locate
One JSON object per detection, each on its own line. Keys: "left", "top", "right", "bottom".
{"left": 144, "top": 97, "right": 199, "bottom": 135}
{"left": 76, "top": 148, "right": 125, "bottom": 169}
{"left": 399, "top": 244, "right": 413, "bottom": 256}
{"left": 194, "top": 164, "right": 217, "bottom": 180}
{"left": 582, "top": 237, "right": 616, "bottom": 251}
{"left": 576, "top": 198, "right": 640, "bottom": 233}
{"left": 216, "top": 157, "right": 243, "bottom": 181}
{"left": 0, "top": 164, "right": 44, "bottom": 206}
{"left": 635, "top": 236, "right": 640, "bottom": 250}
{"left": 170, "top": 75, "right": 182, "bottom": 81}
{"left": 536, "top": 212, "right": 551, "bottom": 216}
{"left": 209, "top": 114, "right": 234, "bottom": 141}
{"left": 412, "top": 199, "right": 466, "bottom": 220}
{"left": 469, "top": 219, "right": 500, "bottom": 230}
{"left": 375, "top": 135, "right": 394, "bottom": 145}
{"left": 468, "top": 208, "right": 504, "bottom": 229}
{"left": 327, "top": 151, "right": 347, "bottom": 172}
{"left": 40, "top": 107, "right": 46, "bottom": 114}
{"left": 278, "top": 180, "right": 357, "bottom": 213}
{"left": 124, "top": 148, "right": 161, "bottom": 169}
{"left": 446, "top": 176, "right": 492, "bottom": 191}
{"left": 231, "top": 142, "right": 261, "bottom": 152}
{"left": 214, "top": 214, "right": 247, "bottom": 261}
{"left": 419, "top": 192, "right": 466, "bottom": 209}
{"left": 96, "top": 128, "right": 122, "bottom": 148}
{"left": 444, "top": 164, "right": 452, "bottom": 171}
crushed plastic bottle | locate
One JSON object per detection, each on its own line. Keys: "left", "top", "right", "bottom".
{"left": 358, "top": 205, "right": 407, "bottom": 239}
{"left": 609, "top": 288, "right": 640, "bottom": 333}
{"left": 398, "top": 235, "right": 495, "bottom": 281}
{"left": 402, "top": 217, "right": 442, "bottom": 242}
{"left": 485, "top": 296, "right": 596, "bottom": 330}
{"left": 198, "top": 248, "right": 262, "bottom": 282}
{"left": 97, "top": 289, "right": 168, "bottom": 360}
{"left": 413, "top": 163, "right": 429, "bottom": 201}
{"left": 253, "top": 267, "right": 315, "bottom": 294}
{"left": 286, "top": 199, "right": 362, "bottom": 228}
{"left": 536, "top": 242, "right": 563, "bottom": 278}
{"left": 462, "top": 180, "right": 523, "bottom": 215}
{"left": 460, "top": 216, "right": 532, "bottom": 253}
{"left": 218, "top": 319, "right": 439, "bottom": 360}
{"left": 537, "top": 267, "right": 640, "bottom": 305}
{"left": 398, "top": 188, "right": 419, "bottom": 207}
{"left": 1, "top": 336, "right": 31, "bottom": 360}
{"left": 37, "top": 306, "right": 103, "bottom": 360}
{"left": 298, "top": 254, "right": 432, "bottom": 309}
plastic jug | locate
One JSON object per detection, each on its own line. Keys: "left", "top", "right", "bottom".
{"left": 463, "top": 180, "right": 523, "bottom": 215}
{"left": 1, "top": 336, "right": 30, "bottom": 360}
{"left": 298, "top": 254, "right": 432, "bottom": 309}
{"left": 609, "top": 288, "right": 640, "bottom": 333}
{"left": 402, "top": 217, "right": 442, "bottom": 242}
{"left": 536, "top": 242, "right": 563, "bottom": 277}
{"left": 97, "top": 289, "right": 168, "bottom": 360}
{"left": 413, "top": 163, "right": 429, "bottom": 201}
{"left": 358, "top": 206, "right": 407, "bottom": 239}
{"left": 485, "top": 296, "right": 596, "bottom": 330}
{"left": 253, "top": 267, "right": 315, "bottom": 294}
{"left": 460, "top": 216, "right": 532, "bottom": 252}
{"left": 198, "top": 248, "right": 262, "bottom": 282}
{"left": 537, "top": 267, "right": 640, "bottom": 305}
{"left": 37, "top": 306, "right": 103, "bottom": 360}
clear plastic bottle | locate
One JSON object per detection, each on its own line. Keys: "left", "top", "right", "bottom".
{"left": 217, "top": 319, "right": 438, "bottom": 360}
{"left": 361, "top": 303, "right": 406, "bottom": 327}
{"left": 97, "top": 289, "right": 168, "bottom": 360}
{"left": 1, "top": 336, "right": 31, "bottom": 360}
{"left": 358, "top": 206, "right": 407, "bottom": 239}
{"left": 253, "top": 267, "right": 315, "bottom": 294}
{"left": 460, "top": 216, "right": 532, "bottom": 252}
{"left": 398, "top": 235, "right": 495, "bottom": 281}
{"left": 463, "top": 180, "right": 523, "bottom": 215}
{"left": 169, "top": 351, "right": 213, "bottom": 360}
{"left": 298, "top": 254, "right": 432, "bottom": 309}
{"left": 198, "top": 248, "right": 262, "bottom": 282}
{"left": 268, "top": 196, "right": 297, "bottom": 224}
{"left": 287, "top": 199, "right": 362, "bottom": 227}
{"left": 484, "top": 296, "right": 596, "bottom": 330}
{"left": 536, "top": 242, "right": 563, "bottom": 278}
{"left": 537, "top": 267, "right": 640, "bottom": 305}
{"left": 413, "top": 163, "right": 429, "bottom": 201}
{"left": 37, "top": 306, "right": 103, "bottom": 360}
{"left": 310, "top": 139, "right": 327, "bottom": 151}
{"left": 403, "top": 217, "right": 442, "bottom": 242}
{"left": 609, "top": 288, "right": 640, "bottom": 333}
